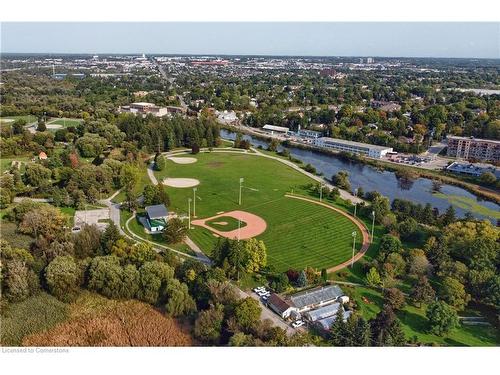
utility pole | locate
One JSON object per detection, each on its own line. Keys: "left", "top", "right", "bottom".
{"left": 371, "top": 210, "right": 376, "bottom": 242}
{"left": 193, "top": 187, "right": 197, "bottom": 217}
{"left": 239, "top": 177, "right": 244, "bottom": 205}
{"left": 351, "top": 231, "right": 357, "bottom": 268}
{"left": 188, "top": 198, "right": 192, "bottom": 229}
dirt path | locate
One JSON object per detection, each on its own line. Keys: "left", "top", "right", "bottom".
{"left": 284, "top": 194, "right": 371, "bottom": 273}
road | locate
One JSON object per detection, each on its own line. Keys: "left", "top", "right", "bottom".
{"left": 98, "top": 190, "right": 124, "bottom": 234}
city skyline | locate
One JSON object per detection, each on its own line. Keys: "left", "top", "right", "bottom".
{"left": 1, "top": 22, "right": 499, "bottom": 58}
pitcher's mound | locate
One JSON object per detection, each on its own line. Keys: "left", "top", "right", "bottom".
{"left": 168, "top": 157, "right": 197, "bottom": 164}
{"left": 163, "top": 178, "right": 200, "bottom": 188}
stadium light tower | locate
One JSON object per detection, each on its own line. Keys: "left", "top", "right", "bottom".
{"left": 353, "top": 188, "right": 358, "bottom": 217}
{"left": 188, "top": 198, "right": 192, "bottom": 229}
{"left": 351, "top": 231, "right": 357, "bottom": 268}
{"left": 371, "top": 210, "right": 376, "bottom": 241}
{"left": 193, "top": 187, "right": 197, "bottom": 217}
{"left": 319, "top": 183, "right": 323, "bottom": 202}
{"left": 238, "top": 177, "right": 244, "bottom": 205}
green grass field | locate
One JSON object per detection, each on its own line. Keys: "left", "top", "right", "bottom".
{"left": 206, "top": 216, "right": 247, "bottom": 231}
{"left": 47, "top": 118, "right": 83, "bottom": 127}
{"left": 0, "top": 115, "right": 37, "bottom": 124}
{"left": 344, "top": 285, "right": 499, "bottom": 346}
{"left": 155, "top": 152, "right": 363, "bottom": 272}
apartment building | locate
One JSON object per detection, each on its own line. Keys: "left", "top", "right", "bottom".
{"left": 446, "top": 136, "right": 500, "bottom": 163}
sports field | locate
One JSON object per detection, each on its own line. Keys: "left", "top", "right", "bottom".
{"left": 155, "top": 152, "right": 365, "bottom": 272}
{"left": 47, "top": 118, "right": 82, "bottom": 127}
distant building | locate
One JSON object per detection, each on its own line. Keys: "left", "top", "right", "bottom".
{"left": 119, "top": 102, "right": 169, "bottom": 117}
{"left": 371, "top": 100, "right": 401, "bottom": 112}
{"left": 262, "top": 124, "right": 289, "bottom": 135}
{"left": 314, "top": 137, "right": 393, "bottom": 158}
{"left": 446, "top": 161, "right": 500, "bottom": 178}
{"left": 133, "top": 91, "right": 149, "bottom": 98}
{"left": 144, "top": 204, "right": 169, "bottom": 232}
{"left": 446, "top": 136, "right": 500, "bottom": 163}
{"left": 366, "top": 57, "right": 374, "bottom": 64}
{"left": 267, "top": 293, "right": 295, "bottom": 319}
{"left": 297, "top": 129, "right": 322, "bottom": 139}
{"left": 217, "top": 110, "right": 238, "bottom": 124}
{"left": 38, "top": 151, "right": 48, "bottom": 160}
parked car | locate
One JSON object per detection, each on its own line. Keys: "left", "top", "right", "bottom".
{"left": 261, "top": 295, "right": 269, "bottom": 301}
{"left": 292, "top": 320, "right": 304, "bottom": 328}
{"left": 253, "top": 287, "right": 266, "bottom": 293}
{"left": 257, "top": 290, "right": 269, "bottom": 297}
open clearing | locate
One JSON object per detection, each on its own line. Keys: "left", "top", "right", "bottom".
{"left": 162, "top": 177, "right": 200, "bottom": 188}
{"left": 155, "top": 152, "right": 366, "bottom": 272}
{"left": 167, "top": 156, "right": 197, "bottom": 164}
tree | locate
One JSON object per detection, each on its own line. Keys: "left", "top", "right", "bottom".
{"left": 165, "top": 279, "right": 197, "bottom": 316}
{"left": 163, "top": 218, "right": 188, "bottom": 244}
{"left": 194, "top": 304, "right": 224, "bottom": 344}
{"left": 37, "top": 120, "right": 47, "bottom": 132}
{"left": 120, "top": 164, "right": 140, "bottom": 210}
{"left": 407, "top": 249, "right": 431, "bottom": 277}
{"left": 426, "top": 301, "right": 459, "bottom": 336}
{"left": 87, "top": 256, "right": 131, "bottom": 299}
{"left": 297, "top": 270, "right": 307, "bottom": 287}
{"left": 18, "top": 205, "right": 68, "bottom": 241}
{"left": 269, "top": 273, "right": 289, "bottom": 293}
{"left": 366, "top": 267, "right": 382, "bottom": 287}
{"left": 243, "top": 238, "right": 267, "bottom": 273}
{"left": 410, "top": 276, "right": 436, "bottom": 307}
{"left": 234, "top": 297, "right": 261, "bottom": 332}
{"left": 378, "top": 235, "right": 402, "bottom": 259}
{"left": 73, "top": 224, "right": 102, "bottom": 259}
{"left": 332, "top": 170, "right": 351, "bottom": 191}
{"left": 439, "top": 277, "right": 470, "bottom": 311}
{"left": 2, "top": 258, "right": 38, "bottom": 302}
{"left": 137, "top": 261, "right": 174, "bottom": 304}
{"left": 321, "top": 268, "right": 328, "bottom": 283}
{"left": 24, "top": 163, "right": 52, "bottom": 188}
{"left": 191, "top": 143, "right": 200, "bottom": 154}
{"left": 441, "top": 206, "right": 456, "bottom": 227}
{"left": 45, "top": 256, "right": 80, "bottom": 302}
{"left": 384, "top": 253, "right": 406, "bottom": 278}
{"left": 155, "top": 155, "right": 167, "bottom": 171}
{"left": 479, "top": 171, "right": 496, "bottom": 186}
{"left": 268, "top": 139, "right": 279, "bottom": 152}
{"left": 330, "top": 308, "right": 348, "bottom": 346}
{"left": 370, "top": 305, "right": 406, "bottom": 346}
{"left": 353, "top": 316, "right": 372, "bottom": 346}
{"left": 384, "top": 288, "right": 406, "bottom": 310}
{"left": 143, "top": 184, "right": 171, "bottom": 207}
{"left": 101, "top": 222, "right": 121, "bottom": 253}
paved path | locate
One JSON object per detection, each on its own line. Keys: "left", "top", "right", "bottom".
{"left": 124, "top": 212, "right": 210, "bottom": 263}
{"left": 284, "top": 194, "right": 371, "bottom": 273}
{"left": 184, "top": 236, "right": 212, "bottom": 264}
{"left": 13, "top": 197, "right": 52, "bottom": 203}
{"left": 147, "top": 162, "right": 159, "bottom": 185}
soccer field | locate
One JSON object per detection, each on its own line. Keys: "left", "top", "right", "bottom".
{"left": 155, "top": 152, "right": 364, "bottom": 272}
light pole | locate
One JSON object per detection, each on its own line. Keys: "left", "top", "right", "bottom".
{"left": 371, "top": 210, "right": 375, "bottom": 242}
{"left": 237, "top": 219, "right": 241, "bottom": 242}
{"left": 351, "top": 231, "right": 357, "bottom": 268}
{"left": 354, "top": 188, "right": 358, "bottom": 217}
{"left": 238, "top": 177, "right": 244, "bottom": 205}
{"left": 188, "top": 198, "right": 192, "bottom": 229}
{"left": 319, "top": 183, "right": 323, "bottom": 202}
{"left": 193, "top": 187, "right": 197, "bottom": 217}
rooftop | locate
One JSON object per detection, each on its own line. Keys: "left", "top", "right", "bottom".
{"left": 290, "top": 284, "right": 344, "bottom": 309}
{"left": 304, "top": 302, "right": 341, "bottom": 322}
{"left": 447, "top": 136, "right": 500, "bottom": 144}
{"left": 317, "top": 137, "right": 393, "bottom": 151}
{"left": 145, "top": 204, "right": 169, "bottom": 219}
{"left": 263, "top": 124, "right": 289, "bottom": 132}
{"left": 267, "top": 293, "right": 292, "bottom": 314}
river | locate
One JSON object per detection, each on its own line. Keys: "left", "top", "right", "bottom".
{"left": 221, "top": 129, "right": 499, "bottom": 223}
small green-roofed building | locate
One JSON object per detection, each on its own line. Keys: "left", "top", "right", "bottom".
{"left": 145, "top": 204, "right": 168, "bottom": 232}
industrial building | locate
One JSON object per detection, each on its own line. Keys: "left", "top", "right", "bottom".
{"left": 446, "top": 161, "right": 500, "bottom": 178}
{"left": 314, "top": 137, "right": 393, "bottom": 158}
{"left": 119, "top": 102, "right": 169, "bottom": 117}
{"left": 446, "top": 136, "right": 500, "bottom": 163}
{"left": 262, "top": 124, "right": 289, "bottom": 135}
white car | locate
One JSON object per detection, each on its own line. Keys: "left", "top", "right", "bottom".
{"left": 253, "top": 287, "right": 266, "bottom": 293}
{"left": 257, "top": 290, "right": 269, "bottom": 297}
{"left": 261, "top": 295, "right": 269, "bottom": 301}
{"left": 292, "top": 320, "right": 304, "bottom": 328}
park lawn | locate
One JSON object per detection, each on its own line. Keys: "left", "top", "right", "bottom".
{"left": 206, "top": 216, "right": 247, "bottom": 231}
{"left": 122, "top": 210, "right": 195, "bottom": 256}
{"left": 344, "top": 285, "right": 499, "bottom": 346}
{"left": 0, "top": 115, "right": 37, "bottom": 124}
{"left": 0, "top": 156, "right": 31, "bottom": 174}
{"left": 47, "top": 118, "right": 83, "bottom": 127}
{"left": 156, "top": 152, "right": 364, "bottom": 272}
{"left": 58, "top": 206, "right": 76, "bottom": 226}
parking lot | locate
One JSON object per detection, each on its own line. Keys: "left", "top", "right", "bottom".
{"left": 73, "top": 208, "right": 110, "bottom": 231}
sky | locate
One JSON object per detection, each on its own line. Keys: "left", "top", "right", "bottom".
{"left": 1, "top": 22, "right": 499, "bottom": 58}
